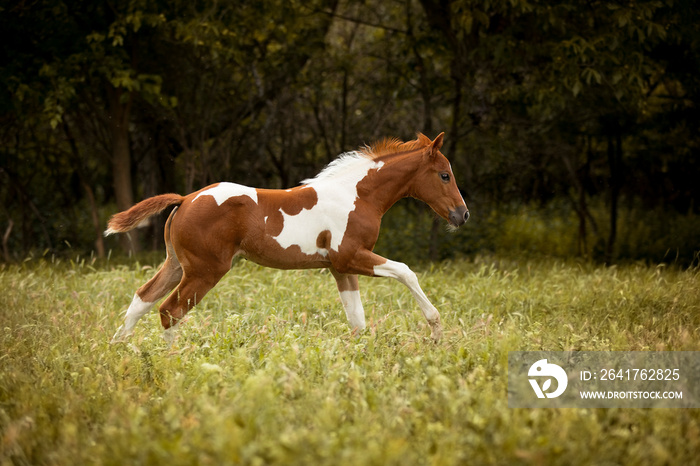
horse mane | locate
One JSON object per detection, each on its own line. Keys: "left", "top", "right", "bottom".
{"left": 302, "top": 133, "right": 432, "bottom": 185}
{"left": 360, "top": 133, "right": 433, "bottom": 159}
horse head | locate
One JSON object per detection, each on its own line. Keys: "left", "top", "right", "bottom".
{"left": 411, "top": 133, "right": 469, "bottom": 228}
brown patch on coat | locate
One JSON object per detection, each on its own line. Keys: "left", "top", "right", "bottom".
{"left": 316, "top": 230, "right": 331, "bottom": 250}
{"left": 281, "top": 186, "right": 318, "bottom": 215}
{"left": 257, "top": 186, "right": 318, "bottom": 237}
{"left": 263, "top": 209, "right": 285, "bottom": 237}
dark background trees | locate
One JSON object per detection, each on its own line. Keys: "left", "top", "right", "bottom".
{"left": 1, "top": 0, "right": 698, "bottom": 264}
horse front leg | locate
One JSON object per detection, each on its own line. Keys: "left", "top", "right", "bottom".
{"left": 336, "top": 250, "right": 442, "bottom": 342}
{"left": 374, "top": 259, "right": 442, "bottom": 342}
{"left": 329, "top": 269, "right": 366, "bottom": 334}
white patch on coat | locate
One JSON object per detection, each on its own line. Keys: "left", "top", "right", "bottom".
{"left": 272, "top": 153, "right": 383, "bottom": 255}
{"left": 192, "top": 182, "right": 258, "bottom": 206}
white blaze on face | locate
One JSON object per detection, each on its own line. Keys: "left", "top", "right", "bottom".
{"left": 192, "top": 182, "right": 258, "bottom": 206}
{"left": 272, "top": 154, "right": 383, "bottom": 255}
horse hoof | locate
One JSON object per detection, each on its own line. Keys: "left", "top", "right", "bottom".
{"left": 110, "top": 326, "right": 130, "bottom": 344}
{"left": 430, "top": 323, "right": 443, "bottom": 342}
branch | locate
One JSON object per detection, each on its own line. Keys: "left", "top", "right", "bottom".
{"left": 310, "top": 7, "right": 409, "bottom": 35}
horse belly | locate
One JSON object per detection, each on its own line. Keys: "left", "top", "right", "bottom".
{"left": 240, "top": 228, "right": 331, "bottom": 270}
{"left": 241, "top": 246, "right": 331, "bottom": 270}
{"left": 239, "top": 208, "right": 337, "bottom": 270}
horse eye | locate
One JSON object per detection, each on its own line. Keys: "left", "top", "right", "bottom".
{"left": 440, "top": 172, "right": 450, "bottom": 183}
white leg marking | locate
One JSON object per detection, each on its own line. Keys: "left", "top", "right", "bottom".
{"left": 163, "top": 324, "right": 179, "bottom": 346}
{"left": 374, "top": 261, "right": 438, "bottom": 321}
{"left": 373, "top": 260, "right": 442, "bottom": 341}
{"left": 111, "top": 294, "right": 154, "bottom": 343}
{"left": 339, "top": 290, "right": 366, "bottom": 332}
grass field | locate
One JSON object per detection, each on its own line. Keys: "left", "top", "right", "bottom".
{"left": 1, "top": 255, "right": 699, "bottom": 465}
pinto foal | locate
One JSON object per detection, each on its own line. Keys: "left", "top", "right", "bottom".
{"left": 106, "top": 133, "right": 469, "bottom": 342}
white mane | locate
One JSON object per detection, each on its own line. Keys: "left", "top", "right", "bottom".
{"left": 301, "top": 134, "right": 430, "bottom": 186}
{"left": 301, "top": 150, "right": 373, "bottom": 185}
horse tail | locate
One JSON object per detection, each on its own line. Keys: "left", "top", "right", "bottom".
{"left": 104, "top": 193, "right": 185, "bottom": 236}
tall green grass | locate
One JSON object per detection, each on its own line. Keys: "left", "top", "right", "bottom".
{"left": 1, "top": 256, "right": 699, "bottom": 464}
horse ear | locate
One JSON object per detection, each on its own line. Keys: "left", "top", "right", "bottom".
{"left": 428, "top": 132, "right": 444, "bottom": 158}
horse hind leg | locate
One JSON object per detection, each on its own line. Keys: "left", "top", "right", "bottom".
{"left": 157, "top": 259, "right": 230, "bottom": 341}
{"left": 111, "top": 254, "right": 183, "bottom": 343}
{"left": 111, "top": 208, "right": 183, "bottom": 343}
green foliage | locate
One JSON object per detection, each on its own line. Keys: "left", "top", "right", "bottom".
{"left": 375, "top": 200, "right": 700, "bottom": 266}
{"left": 1, "top": 257, "right": 699, "bottom": 464}
{"left": 1, "top": 0, "right": 699, "bottom": 260}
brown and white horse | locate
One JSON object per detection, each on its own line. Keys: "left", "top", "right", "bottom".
{"left": 106, "top": 132, "right": 469, "bottom": 343}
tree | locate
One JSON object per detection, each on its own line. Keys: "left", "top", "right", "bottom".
{"left": 2, "top": 0, "right": 175, "bottom": 255}
{"left": 1, "top": 0, "right": 698, "bottom": 262}
{"left": 416, "top": 0, "right": 693, "bottom": 261}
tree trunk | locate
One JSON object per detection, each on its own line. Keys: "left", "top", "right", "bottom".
{"left": 405, "top": 1, "right": 441, "bottom": 260}
{"left": 605, "top": 130, "right": 623, "bottom": 265}
{"left": 62, "top": 120, "right": 105, "bottom": 258}
{"left": 108, "top": 84, "right": 138, "bottom": 255}
{"left": 577, "top": 138, "right": 592, "bottom": 257}
{"left": 560, "top": 136, "right": 598, "bottom": 258}
{"left": 406, "top": 0, "right": 433, "bottom": 136}
{"left": 85, "top": 183, "right": 105, "bottom": 258}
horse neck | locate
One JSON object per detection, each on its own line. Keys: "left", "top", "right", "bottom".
{"left": 359, "top": 150, "right": 424, "bottom": 215}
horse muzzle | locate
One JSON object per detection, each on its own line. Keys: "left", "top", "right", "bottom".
{"left": 448, "top": 205, "right": 470, "bottom": 227}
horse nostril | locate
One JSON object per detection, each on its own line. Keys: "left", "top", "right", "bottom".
{"left": 449, "top": 207, "right": 469, "bottom": 226}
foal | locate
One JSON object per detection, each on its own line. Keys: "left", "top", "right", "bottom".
{"left": 106, "top": 132, "right": 469, "bottom": 342}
